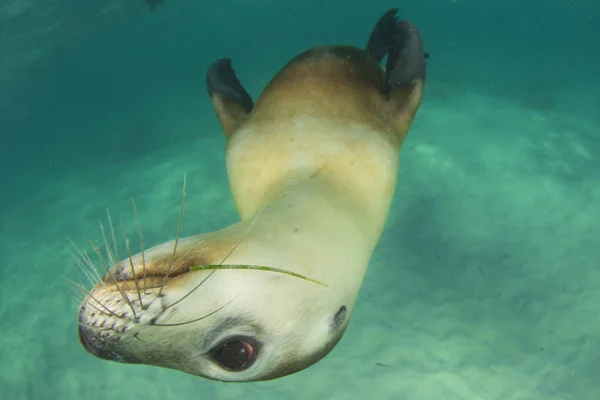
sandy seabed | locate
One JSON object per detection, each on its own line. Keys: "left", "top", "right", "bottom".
{"left": 1, "top": 89, "right": 599, "bottom": 400}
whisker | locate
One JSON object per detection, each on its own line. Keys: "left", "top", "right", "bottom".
{"left": 68, "top": 278, "right": 83, "bottom": 295}
{"left": 68, "top": 283, "right": 106, "bottom": 316}
{"left": 120, "top": 221, "right": 144, "bottom": 310}
{"left": 89, "top": 240, "right": 138, "bottom": 319}
{"left": 67, "top": 280, "right": 95, "bottom": 303}
{"left": 152, "top": 295, "right": 238, "bottom": 327}
{"left": 191, "top": 264, "right": 327, "bottom": 286}
{"left": 67, "top": 246, "right": 97, "bottom": 289}
{"left": 131, "top": 197, "right": 148, "bottom": 295}
{"left": 82, "top": 251, "right": 106, "bottom": 287}
{"left": 107, "top": 209, "right": 121, "bottom": 262}
{"left": 164, "top": 203, "right": 266, "bottom": 310}
{"left": 163, "top": 270, "right": 216, "bottom": 310}
{"left": 156, "top": 171, "right": 187, "bottom": 300}
{"left": 99, "top": 221, "right": 118, "bottom": 266}
{"left": 219, "top": 202, "right": 266, "bottom": 266}
{"left": 67, "top": 280, "right": 87, "bottom": 304}
{"left": 83, "top": 299, "right": 117, "bottom": 320}
{"left": 67, "top": 237, "right": 106, "bottom": 288}
{"left": 67, "top": 279, "right": 124, "bottom": 319}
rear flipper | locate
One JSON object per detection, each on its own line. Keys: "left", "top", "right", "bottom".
{"left": 367, "top": 8, "right": 428, "bottom": 91}
{"left": 206, "top": 58, "right": 254, "bottom": 139}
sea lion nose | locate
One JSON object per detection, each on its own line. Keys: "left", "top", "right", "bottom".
{"left": 78, "top": 324, "right": 139, "bottom": 364}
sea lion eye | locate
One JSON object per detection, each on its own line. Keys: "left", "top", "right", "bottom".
{"left": 211, "top": 338, "right": 257, "bottom": 371}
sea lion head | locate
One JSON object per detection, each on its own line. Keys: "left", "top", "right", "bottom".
{"left": 76, "top": 230, "right": 351, "bottom": 382}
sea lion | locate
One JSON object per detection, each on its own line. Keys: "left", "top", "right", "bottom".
{"left": 76, "top": 7, "right": 426, "bottom": 382}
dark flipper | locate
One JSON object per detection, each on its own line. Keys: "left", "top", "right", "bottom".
{"left": 206, "top": 58, "right": 254, "bottom": 139}
{"left": 206, "top": 59, "right": 253, "bottom": 113}
{"left": 367, "top": 8, "right": 402, "bottom": 62}
{"left": 367, "top": 8, "right": 427, "bottom": 90}
{"left": 367, "top": 8, "right": 427, "bottom": 137}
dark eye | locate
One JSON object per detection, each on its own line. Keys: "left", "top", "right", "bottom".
{"left": 211, "top": 338, "right": 257, "bottom": 371}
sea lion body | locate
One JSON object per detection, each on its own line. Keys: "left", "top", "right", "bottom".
{"left": 228, "top": 45, "right": 403, "bottom": 230}
{"left": 77, "top": 8, "right": 426, "bottom": 382}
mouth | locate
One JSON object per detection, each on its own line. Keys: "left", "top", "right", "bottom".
{"left": 78, "top": 322, "right": 110, "bottom": 359}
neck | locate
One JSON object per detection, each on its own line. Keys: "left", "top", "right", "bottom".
{"left": 219, "top": 173, "right": 381, "bottom": 288}
{"left": 104, "top": 171, "right": 389, "bottom": 301}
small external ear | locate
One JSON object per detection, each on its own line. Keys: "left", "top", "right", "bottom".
{"left": 367, "top": 9, "right": 427, "bottom": 136}
{"left": 206, "top": 59, "right": 254, "bottom": 139}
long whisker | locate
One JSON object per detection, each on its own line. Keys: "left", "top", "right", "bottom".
{"left": 99, "top": 221, "right": 118, "bottom": 266}
{"left": 162, "top": 270, "right": 216, "bottom": 310}
{"left": 120, "top": 221, "right": 144, "bottom": 309}
{"left": 163, "top": 203, "right": 267, "bottom": 310}
{"left": 219, "top": 203, "right": 266, "bottom": 266}
{"left": 67, "top": 246, "right": 97, "bottom": 289}
{"left": 151, "top": 295, "right": 238, "bottom": 327}
{"left": 82, "top": 299, "right": 118, "bottom": 319}
{"left": 67, "top": 279, "right": 87, "bottom": 304}
{"left": 67, "top": 277, "right": 126, "bottom": 327}
{"left": 131, "top": 197, "right": 148, "bottom": 295}
{"left": 156, "top": 171, "right": 187, "bottom": 299}
{"left": 107, "top": 209, "right": 121, "bottom": 263}
{"left": 82, "top": 251, "right": 106, "bottom": 287}
{"left": 68, "top": 282, "right": 106, "bottom": 315}
{"left": 191, "top": 264, "right": 328, "bottom": 286}
{"left": 67, "top": 279, "right": 124, "bottom": 319}
{"left": 89, "top": 240, "right": 138, "bottom": 319}
{"left": 67, "top": 237, "right": 106, "bottom": 288}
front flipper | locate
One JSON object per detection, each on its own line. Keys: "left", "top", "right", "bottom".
{"left": 367, "top": 8, "right": 427, "bottom": 135}
{"left": 367, "top": 8, "right": 427, "bottom": 90}
{"left": 206, "top": 58, "right": 254, "bottom": 139}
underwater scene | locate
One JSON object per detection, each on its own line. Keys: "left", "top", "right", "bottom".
{"left": 0, "top": 0, "right": 598, "bottom": 399}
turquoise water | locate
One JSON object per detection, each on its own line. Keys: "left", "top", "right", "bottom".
{"left": 1, "top": 0, "right": 599, "bottom": 399}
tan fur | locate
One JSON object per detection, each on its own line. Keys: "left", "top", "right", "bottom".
{"left": 211, "top": 96, "right": 250, "bottom": 139}
{"left": 223, "top": 46, "right": 423, "bottom": 231}
{"left": 77, "top": 44, "right": 425, "bottom": 382}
